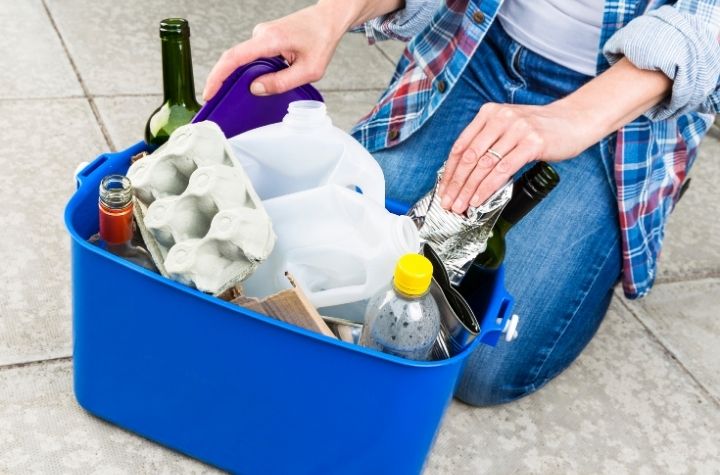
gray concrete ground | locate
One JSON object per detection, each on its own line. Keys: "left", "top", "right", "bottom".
{"left": 1, "top": 0, "right": 718, "bottom": 473}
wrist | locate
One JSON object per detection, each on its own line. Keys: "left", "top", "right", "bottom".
{"left": 315, "top": 0, "right": 365, "bottom": 34}
{"left": 551, "top": 93, "right": 614, "bottom": 144}
{"left": 316, "top": 0, "right": 404, "bottom": 32}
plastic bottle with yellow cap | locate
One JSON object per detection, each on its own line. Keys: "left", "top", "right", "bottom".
{"left": 360, "top": 253, "right": 441, "bottom": 361}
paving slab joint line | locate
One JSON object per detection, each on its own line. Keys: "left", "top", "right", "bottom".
{"left": 0, "top": 355, "right": 73, "bottom": 373}
{"left": 618, "top": 297, "right": 720, "bottom": 408}
{"left": 0, "top": 95, "right": 87, "bottom": 102}
{"left": 374, "top": 44, "right": 401, "bottom": 67}
{"left": 40, "top": 0, "right": 116, "bottom": 152}
{"left": 656, "top": 269, "right": 720, "bottom": 285}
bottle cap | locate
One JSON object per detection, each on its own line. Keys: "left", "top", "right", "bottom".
{"left": 393, "top": 254, "right": 434, "bottom": 297}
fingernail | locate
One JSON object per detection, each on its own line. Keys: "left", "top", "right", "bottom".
{"left": 202, "top": 86, "right": 210, "bottom": 101}
{"left": 451, "top": 144, "right": 461, "bottom": 154}
{"left": 250, "top": 81, "right": 267, "bottom": 96}
{"left": 470, "top": 197, "right": 480, "bottom": 207}
{"left": 452, "top": 199, "right": 464, "bottom": 213}
{"left": 441, "top": 195, "right": 452, "bottom": 209}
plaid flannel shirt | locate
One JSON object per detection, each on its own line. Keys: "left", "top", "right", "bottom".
{"left": 352, "top": 0, "right": 720, "bottom": 298}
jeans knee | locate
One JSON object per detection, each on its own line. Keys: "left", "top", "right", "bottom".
{"left": 454, "top": 348, "right": 551, "bottom": 407}
{"left": 455, "top": 371, "right": 540, "bottom": 407}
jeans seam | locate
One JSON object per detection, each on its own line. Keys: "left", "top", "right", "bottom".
{"left": 522, "top": 235, "right": 620, "bottom": 389}
{"left": 599, "top": 136, "right": 618, "bottom": 195}
{"left": 508, "top": 46, "right": 527, "bottom": 103}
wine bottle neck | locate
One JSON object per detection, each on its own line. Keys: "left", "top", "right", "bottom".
{"left": 99, "top": 202, "right": 134, "bottom": 245}
{"left": 496, "top": 162, "right": 560, "bottom": 235}
{"left": 161, "top": 35, "right": 198, "bottom": 106}
{"left": 495, "top": 193, "right": 541, "bottom": 235}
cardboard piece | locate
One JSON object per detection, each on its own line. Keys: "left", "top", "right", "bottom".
{"left": 229, "top": 273, "right": 336, "bottom": 339}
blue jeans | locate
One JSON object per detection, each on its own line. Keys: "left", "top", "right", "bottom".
{"left": 372, "top": 22, "right": 622, "bottom": 405}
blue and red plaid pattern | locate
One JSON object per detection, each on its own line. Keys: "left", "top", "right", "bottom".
{"left": 352, "top": 0, "right": 719, "bottom": 298}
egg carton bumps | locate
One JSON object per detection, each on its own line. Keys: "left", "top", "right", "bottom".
{"left": 127, "top": 121, "right": 276, "bottom": 295}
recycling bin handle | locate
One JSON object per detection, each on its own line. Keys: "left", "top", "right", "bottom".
{"left": 75, "top": 142, "right": 148, "bottom": 190}
{"left": 477, "top": 272, "right": 517, "bottom": 347}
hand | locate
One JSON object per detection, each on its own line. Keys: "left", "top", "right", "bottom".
{"left": 438, "top": 57, "right": 674, "bottom": 215}
{"left": 203, "top": 5, "right": 344, "bottom": 100}
{"left": 438, "top": 101, "right": 590, "bottom": 214}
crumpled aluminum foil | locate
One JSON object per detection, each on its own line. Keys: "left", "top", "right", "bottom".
{"left": 407, "top": 170, "right": 512, "bottom": 286}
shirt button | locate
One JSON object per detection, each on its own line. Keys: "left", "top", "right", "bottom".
{"left": 436, "top": 79, "right": 447, "bottom": 93}
{"left": 473, "top": 11, "right": 485, "bottom": 24}
{"left": 388, "top": 129, "right": 400, "bottom": 141}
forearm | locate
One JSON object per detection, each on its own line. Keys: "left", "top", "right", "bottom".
{"left": 316, "top": 0, "right": 405, "bottom": 33}
{"left": 553, "top": 58, "right": 672, "bottom": 145}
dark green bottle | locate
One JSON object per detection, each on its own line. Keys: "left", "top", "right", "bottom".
{"left": 457, "top": 162, "right": 560, "bottom": 294}
{"left": 145, "top": 18, "right": 202, "bottom": 147}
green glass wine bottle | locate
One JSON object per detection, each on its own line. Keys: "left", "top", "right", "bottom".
{"left": 457, "top": 161, "right": 560, "bottom": 295}
{"left": 145, "top": 18, "right": 202, "bottom": 147}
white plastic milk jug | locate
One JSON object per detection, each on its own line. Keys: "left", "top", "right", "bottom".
{"left": 241, "top": 185, "right": 421, "bottom": 317}
{"left": 228, "top": 100, "right": 385, "bottom": 204}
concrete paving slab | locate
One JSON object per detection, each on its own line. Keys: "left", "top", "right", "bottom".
{"left": 45, "top": 0, "right": 394, "bottom": 96}
{"left": 0, "top": 361, "right": 220, "bottom": 474}
{"left": 657, "top": 132, "right": 720, "bottom": 282}
{"left": 94, "top": 89, "right": 383, "bottom": 150}
{"left": 621, "top": 279, "right": 720, "bottom": 403}
{"left": 0, "top": 99, "right": 107, "bottom": 366}
{"left": 426, "top": 299, "right": 720, "bottom": 475}
{"left": 0, "top": 0, "right": 82, "bottom": 98}
{"left": 93, "top": 96, "right": 159, "bottom": 151}
{"left": 375, "top": 40, "right": 407, "bottom": 66}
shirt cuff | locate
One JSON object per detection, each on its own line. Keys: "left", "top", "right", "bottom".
{"left": 351, "top": 0, "right": 441, "bottom": 44}
{"left": 603, "top": 5, "right": 720, "bottom": 120}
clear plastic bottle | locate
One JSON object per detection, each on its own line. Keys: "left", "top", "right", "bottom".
{"left": 360, "top": 254, "right": 440, "bottom": 361}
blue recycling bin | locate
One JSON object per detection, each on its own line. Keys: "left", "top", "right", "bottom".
{"left": 64, "top": 139, "right": 514, "bottom": 474}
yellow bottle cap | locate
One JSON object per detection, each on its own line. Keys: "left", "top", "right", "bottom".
{"left": 393, "top": 253, "right": 434, "bottom": 297}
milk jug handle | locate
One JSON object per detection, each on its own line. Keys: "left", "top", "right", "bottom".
{"left": 352, "top": 179, "right": 385, "bottom": 206}
{"left": 310, "top": 284, "right": 368, "bottom": 308}
{"left": 328, "top": 159, "right": 385, "bottom": 205}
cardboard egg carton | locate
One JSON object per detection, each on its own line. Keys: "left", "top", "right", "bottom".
{"left": 127, "top": 121, "right": 276, "bottom": 295}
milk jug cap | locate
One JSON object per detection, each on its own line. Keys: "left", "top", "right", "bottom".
{"left": 393, "top": 254, "right": 433, "bottom": 297}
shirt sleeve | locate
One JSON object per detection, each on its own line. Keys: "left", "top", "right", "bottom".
{"left": 351, "top": 0, "right": 442, "bottom": 43}
{"left": 603, "top": 3, "right": 720, "bottom": 120}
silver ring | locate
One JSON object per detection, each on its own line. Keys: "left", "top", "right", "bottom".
{"left": 486, "top": 148, "right": 503, "bottom": 160}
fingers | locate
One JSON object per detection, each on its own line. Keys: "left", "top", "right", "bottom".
{"left": 469, "top": 145, "right": 530, "bottom": 207}
{"left": 468, "top": 132, "right": 544, "bottom": 209}
{"left": 250, "top": 58, "right": 325, "bottom": 96}
{"left": 440, "top": 120, "right": 505, "bottom": 208}
{"left": 448, "top": 131, "right": 521, "bottom": 213}
{"left": 439, "top": 102, "right": 552, "bottom": 214}
{"left": 441, "top": 112, "right": 526, "bottom": 210}
{"left": 448, "top": 155, "right": 501, "bottom": 213}
{"left": 203, "top": 35, "right": 277, "bottom": 101}
{"left": 440, "top": 104, "right": 493, "bottom": 193}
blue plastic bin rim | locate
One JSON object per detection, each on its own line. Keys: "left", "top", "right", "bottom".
{"left": 65, "top": 143, "right": 484, "bottom": 370}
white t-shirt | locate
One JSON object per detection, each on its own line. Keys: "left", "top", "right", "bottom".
{"left": 497, "top": 0, "right": 605, "bottom": 76}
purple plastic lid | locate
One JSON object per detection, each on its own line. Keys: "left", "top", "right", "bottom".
{"left": 193, "top": 57, "right": 324, "bottom": 138}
